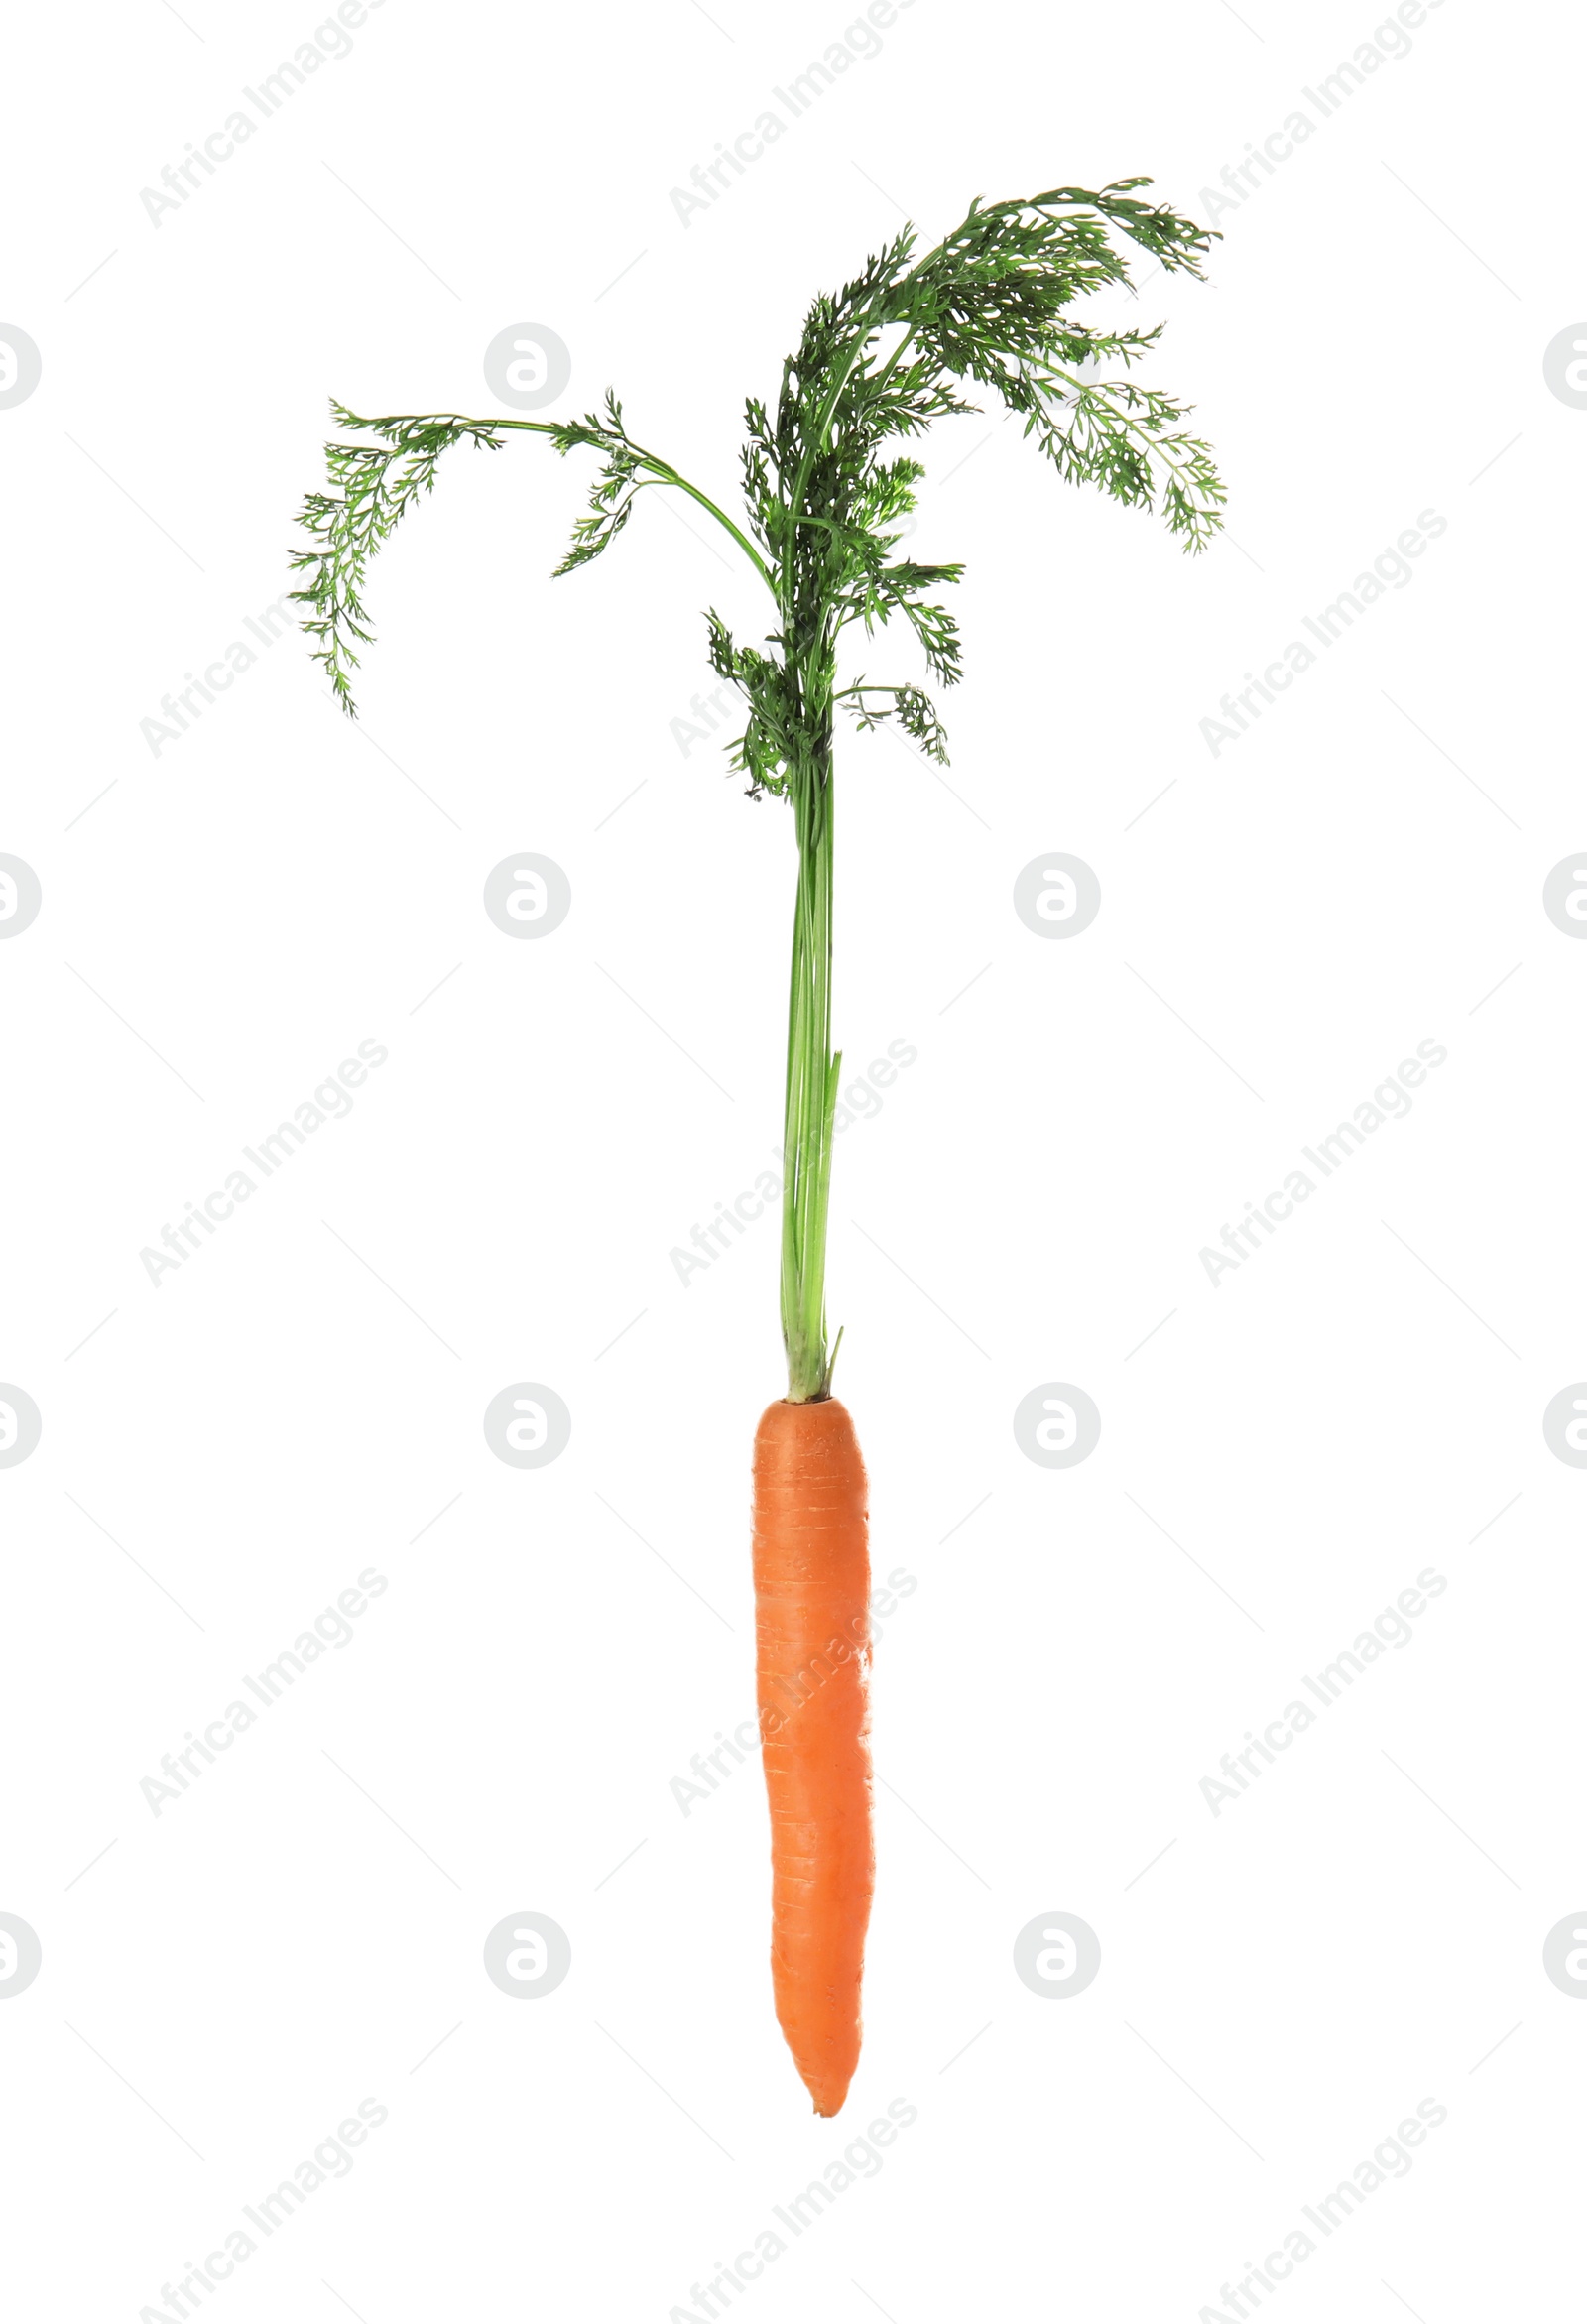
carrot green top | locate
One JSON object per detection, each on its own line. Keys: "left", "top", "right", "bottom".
{"left": 292, "top": 179, "right": 1223, "bottom": 1401}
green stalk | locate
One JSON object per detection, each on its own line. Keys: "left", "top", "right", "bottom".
{"left": 780, "top": 664, "right": 840, "bottom": 1402}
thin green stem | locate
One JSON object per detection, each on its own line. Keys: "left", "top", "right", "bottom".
{"left": 488, "top": 417, "right": 779, "bottom": 594}
{"left": 779, "top": 676, "right": 840, "bottom": 1402}
{"left": 631, "top": 463, "right": 779, "bottom": 594}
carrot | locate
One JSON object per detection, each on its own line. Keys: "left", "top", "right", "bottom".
{"left": 753, "top": 1396, "right": 873, "bottom": 2116}
{"left": 294, "top": 181, "right": 1220, "bottom": 2115}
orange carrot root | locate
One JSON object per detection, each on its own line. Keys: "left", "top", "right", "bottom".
{"left": 752, "top": 1396, "right": 873, "bottom": 2115}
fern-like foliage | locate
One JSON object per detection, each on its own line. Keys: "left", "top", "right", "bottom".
{"left": 706, "top": 177, "right": 1222, "bottom": 793}
{"left": 288, "top": 397, "right": 655, "bottom": 713}
{"left": 842, "top": 682, "right": 951, "bottom": 763}
{"left": 290, "top": 407, "right": 505, "bottom": 710}
{"left": 550, "top": 392, "right": 646, "bottom": 576}
{"left": 291, "top": 178, "right": 1221, "bottom": 753}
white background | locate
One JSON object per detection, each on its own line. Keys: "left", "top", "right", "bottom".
{"left": 3, "top": 0, "right": 1585, "bottom": 2316}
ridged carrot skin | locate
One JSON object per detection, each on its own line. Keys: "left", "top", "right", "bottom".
{"left": 752, "top": 1396, "right": 874, "bottom": 2116}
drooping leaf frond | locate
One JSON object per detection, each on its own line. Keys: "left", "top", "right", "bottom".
{"left": 841, "top": 682, "right": 951, "bottom": 764}
{"left": 289, "top": 407, "right": 505, "bottom": 712}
